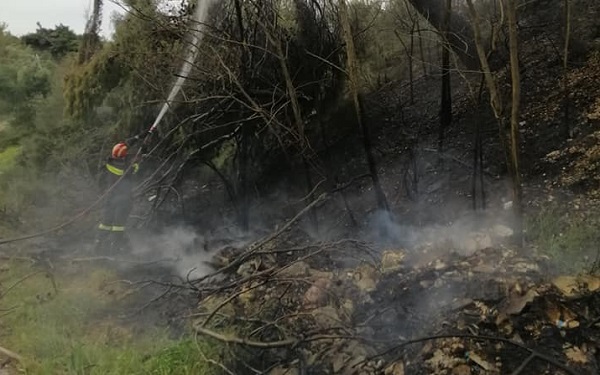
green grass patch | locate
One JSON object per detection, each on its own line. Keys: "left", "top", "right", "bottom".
{"left": 0, "top": 260, "right": 224, "bottom": 375}
{"left": 526, "top": 204, "right": 600, "bottom": 274}
{"left": 0, "top": 145, "right": 19, "bottom": 174}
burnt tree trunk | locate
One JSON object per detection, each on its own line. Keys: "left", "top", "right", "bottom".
{"left": 339, "top": 0, "right": 390, "bottom": 212}
{"left": 394, "top": 30, "right": 414, "bottom": 104}
{"left": 262, "top": 11, "right": 320, "bottom": 232}
{"left": 466, "top": 0, "right": 509, "bottom": 171}
{"left": 562, "top": 0, "right": 572, "bottom": 139}
{"left": 302, "top": 156, "right": 319, "bottom": 233}
{"left": 506, "top": 0, "right": 523, "bottom": 245}
{"left": 234, "top": 0, "right": 250, "bottom": 231}
{"left": 418, "top": 28, "right": 427, "bottom": 76}
{"left": 318, "top": 119, "right": 358, "bottom": 227}
{"left": 238, "top": 125, "right": 250, "bottom": 231}
{"left": 472, "top": 77, "right": 487, "bottom": 211}
{"left": 439, "top": 0, "right": 453, "bottom": 157}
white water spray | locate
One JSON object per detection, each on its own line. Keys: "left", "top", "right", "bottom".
{"left": 149, "top": 0, "right": 214, "bottom": 133}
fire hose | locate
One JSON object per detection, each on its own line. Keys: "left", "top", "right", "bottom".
{"left": 0, "top": 1, "right": 213, "bottom": 246}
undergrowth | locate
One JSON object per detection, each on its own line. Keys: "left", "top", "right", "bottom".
{"left": 0, "top": 260, "right": 225, "bottom": 375}
{"left": 526, "top": 203, "right": 600, "bottom": 274}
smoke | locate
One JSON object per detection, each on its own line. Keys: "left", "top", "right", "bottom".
{"left": 128, "top": 224, "right": 255, "bottom": 280}
{"left": 364, "top": 207, "right": 516, "bottom": 262}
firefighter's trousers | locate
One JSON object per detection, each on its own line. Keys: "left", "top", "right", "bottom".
{"left": 96, "top": 192, "right": 133, "bottom": 254}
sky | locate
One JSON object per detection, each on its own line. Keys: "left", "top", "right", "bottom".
{"left": 0, "top": 0, "right": 124, "bottom": 39}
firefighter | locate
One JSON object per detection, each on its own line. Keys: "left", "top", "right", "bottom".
{"left": 95, "top": 133, "right": 146, "bottom": 254}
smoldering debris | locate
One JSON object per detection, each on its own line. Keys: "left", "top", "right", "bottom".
{"left": 191, "top": 234, "right": 600, "bottom": 375}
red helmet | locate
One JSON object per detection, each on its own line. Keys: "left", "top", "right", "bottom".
{"left": 112, "top": 142, "right": 128, "bottom": 159}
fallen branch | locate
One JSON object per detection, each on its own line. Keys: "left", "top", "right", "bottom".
{"left": 194, "top": 325, "right": 376, "bottom": 349}
{"left": 0, "top": 344, "right": 24, "bottom": 364}
{"left": 200, "top": 279, "right": 270, "bottom": 327}
{"left": 195, "top": 325, "right": 295, "bottom": 348}
{"left": 511, "top": 353, "right": 536, "bottom": 375}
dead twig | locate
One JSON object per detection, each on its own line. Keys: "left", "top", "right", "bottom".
{"left": 195, "top": 326, "right": 375, "bottom": 349}
{"left": 201, "top": 280, "right": 269, "bottom": 328}
{"left": 195, "top": 325, "right": 296, "bottom": 348}
{"left": 511, "top": 353, "right": 536, "bottom": 375}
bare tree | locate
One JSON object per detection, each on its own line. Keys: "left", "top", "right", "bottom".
{"left": 465, "top": 0, "right": 522, "bottom": 243}
{"left": 506, "top": 0, "right": 523, "bottom": 245}
{"left": 407, "top": 0, "right": 479, "bottom": 70}
{"left": 339, "top": 0, "right": 390, "bottom": 212}
{"left": 233, "top": 0, "right": 251, "bottom": 231}
{"left": 562, "top": 0, "right": 572, "bottom": 139}
{"left": 439, "top": 0, "right": 453, "bottom": 158}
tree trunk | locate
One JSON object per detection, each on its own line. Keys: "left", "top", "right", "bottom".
{"left": 439, "top": 0, "right": 453, "bottom": 158}
{"left": 238, "top": 124, "right": 250, "bottom": 231}
{"left": 269, "top": 32, "right": 305, "bottom": 144}
{"left": 506, "top": 0, "right": 523, "bottom": 245}
{"left": 339, "top": 0, "right": 390, "bottom": 212}
{"left": 263, "top": 15, "right": 320, "bottom": 230}
{"left": 302, "top": 156, "right": 319, "bottom": 234}
{"left": 394, "top": 30, "right": 414, "bottom": 104}
{"left": 466, "top": 0, "right": 510, "bottom": 170}
{"left": 318, "top": 119, "right": 358, "bottom": 227}
{"left": 234, "top": 0, "right": 250, "bottom": 231}
{"left": 562, "top": 0, "right": 572, "bottom": 139}
{"left": 409, "top": 27, "right": 415, "bottom": 103}
{"left": 472, "top": 77, "right": 487, "bottom": 211}
{"left": 78, "top": 0, "right": 102, "bottom": 64}
{"left": 416, "top": 19, "right": 428, "bottom": 76}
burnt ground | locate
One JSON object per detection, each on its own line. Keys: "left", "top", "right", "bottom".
{"left": 189, "top": 229, "right": 600, "bottom": 375}
{"left": 3, "top": 6, "right": 600, "bottom": 374}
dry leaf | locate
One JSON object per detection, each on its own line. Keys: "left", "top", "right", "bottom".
{"left": 553, "top": 275, "right": 600, "bottom": 297}
{"left": 468, "top": 352, "right": 498, "bottom": 372}
{"left": 384, "top": 362, "right": 405, "bottom": 375}
{"left": 565, "top": 346, "right": 588, "bottom": 364}
{"left": 452, "top": 364, "right": 472, "bottom": 375}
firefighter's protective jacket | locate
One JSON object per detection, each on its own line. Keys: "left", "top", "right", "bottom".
{"left": 97, "top": 136, "right": 142, "bottom": 232}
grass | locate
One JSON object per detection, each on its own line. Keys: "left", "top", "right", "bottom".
{"left": 526, "top": 203, "right": 600, "bottom": 274}
{"left": 0, "top": 145, "right": 19, "bottom": 174}
{"left": 0, "top": 260, "right": 224, "bottom": 375}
